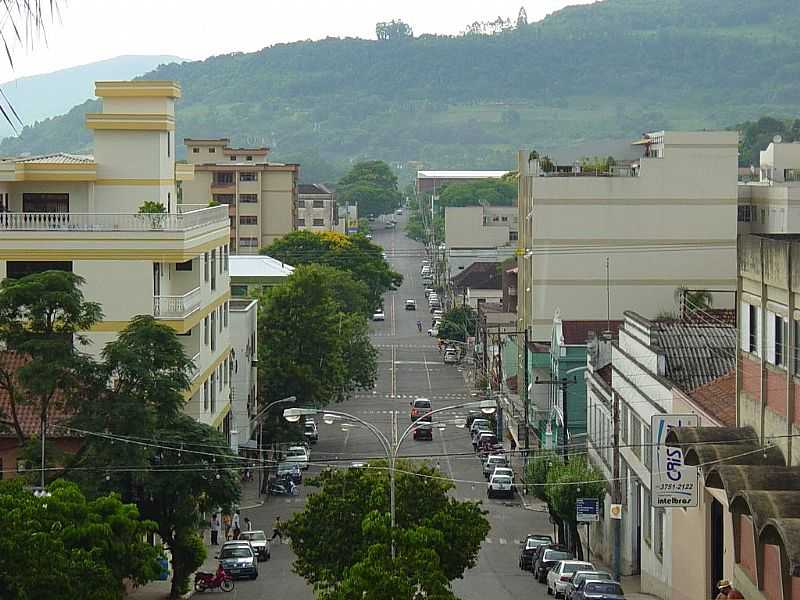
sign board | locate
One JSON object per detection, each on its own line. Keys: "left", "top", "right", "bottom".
{"left": 650, "top": 414, "right": 699, "bottom": 508}
{"left": 609, "top": 504, "right": 622, "bottom": 520}
{"left": 576, "top": 497, "right": 600, "bottom": 522}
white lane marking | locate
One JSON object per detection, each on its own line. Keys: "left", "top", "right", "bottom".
{"left": 485, "top": 538, "right": 493, "bottom": 544}
{"left": 499, "top": 538, "right": 507, "bottom": 545}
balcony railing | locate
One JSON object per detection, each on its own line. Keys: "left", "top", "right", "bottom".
{"left": 153, "top": 287, "right": 202, "bottom": 319}
{"left": 190, "top": 352, "right": 201, "bottom": 381}
{"left": 0, "top": 205, "right": 228, "bottom": 233}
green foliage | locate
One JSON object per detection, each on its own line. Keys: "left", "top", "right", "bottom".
{"left": 525, "top": 451, "right": 559, "bottom": 501}
{"left": 262, "top": 230, "right": 402, "bottom": 309}
{"left": 138, "top": 201, "right": 166, "bottom": 214}
{"left": 338, "top": 161, "right": 402, "bottom": 217}
{"left": 437, "top": 179, "right": 516, "bottom": 208}
{"left": 404, "top": 209, "right": 427, "bottom": 243}
{"left": 736, "top": 116, "right": 800, "bottom": 167}
{"left": 256, "top": 265, "right": 378, "bottom": 408}
{"left": 0, "top": 271, "right": 102, "bottom": 452}
{"left": 0, "top": 478, "right": 161, "bottom": 600}
{"left": 579, "top": 155, "right": 616, "bottom": 172}
{"left": 286, "top": 461, "right": 489, "bottom": 596}
{"left": 376, "top": 19, "right": 413, "bottom": 41}
{"left": 207, "top": 199, "right": 220, "bottom": 207}
{"left": 438, "top": 305, "right": 478, "bottom": 343}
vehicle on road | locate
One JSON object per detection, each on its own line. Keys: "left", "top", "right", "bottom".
{"left": 533, "top": 548, "right": 574, "bottom": 583}
{"left": 368, "top": 215, "right": 376, "bottom": 222}
{"left": 443, "top": 349, "right": 458, "bottom": 364}
{"left": 304, "top": 420, "right": 318, "bottom": 444}
{"left": 492, "top": 466, "right": 514, "bottom": 481}
{"left": 385, "top": 221, "right": 396, "bottom": 229}
{"left": 547, "top": 560, "right": 594, "bottom": 598}
{"left": 471, "top": 424, "right": 492, "bottom": 445}
{"left": 482, "top": 454, "right": 508, "bottom": 479}
{"left": 194, "top": 564, "right": 235, "bottom": 592}
{"left": 284, "top": 445, "right": 310, "bottom": 470}
{"left": 429, "top": 303, "right": 441, "bottom": 313}
{"left": 366, "top": 233, "right": 373, "bottom": 240}
{"left": 571, "top": 580, "right": 626, "bottom": 600}
{"left": 470, "top": 418, "right": 491, "bottom": 435}
{"left": 427, "top": 325, "right": 439, "bottom": 336}
{"left": 372, "top": 309, "right": 385, "bottom": 321}
{"left": 424, "top": 287, "right": 434, "bottom": 297}
{"left": 405, "top": 299, "right": 417, "bottom": 310}
{"left": 420, "top": 266, "right": 431, "bottom": 276}
{"left": 276, "top": 462, "right": 302, "bottom": 484}
{"left": 474, "top": 431, "right": 497, "bottom": 450}
{"left": 565, "top": 571, "right": 613, "bottom": 600}
{"left": 410, "top": 398, "right": 432, "bottom": 422}
{"left": 519, "top": 535, "right": 552, "bottom": 570}
{"left": 487, "top": 473, "right": 513, "bottom": 498}
{"left": 237, "top": 530, "right": 271, "bottom": 562}
{"left": 413, "top": 415, "right": 433, "bottom": 441}
{"left": 396, "top": 208, "right": 403, "bottom": 215}
{"left": 217, "top": 542, "right": 258, "bottom": 580}
{"left": 267, "top": 478, "right": 296, "bottom": 496}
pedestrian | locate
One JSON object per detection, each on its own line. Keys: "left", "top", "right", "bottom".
{"left": 244, "top": 516, "right": 252, "bottom": 532}
{"left": 210, "top": 513, "right": 221, "bottom": 546}
{"left": 222, "top": 512, "right": 232, "bottom": 541}
{"left": 715, "top": 579, "right": 744, "bottom": 599}
{"left": 232, "top": 510, "right": 241, "bottom": 540}
{"left": 270, "top": 515, "right": 284, "bottom": 544}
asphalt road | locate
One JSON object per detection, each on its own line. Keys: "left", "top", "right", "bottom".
{"left": 231, "top": 215, "right": 555, "bottom": 599}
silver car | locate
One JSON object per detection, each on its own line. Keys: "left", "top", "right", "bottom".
{"left": 237, "top": 530, "right": 271, "bottom": 562}
{"left": 217, "top": 541, "right": 258, "bottom": 579}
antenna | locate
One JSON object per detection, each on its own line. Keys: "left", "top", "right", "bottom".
{"left": 774, "top": 134, "right": 783, "bottom": 144}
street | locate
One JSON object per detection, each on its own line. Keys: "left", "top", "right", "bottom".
{"left": 235, "top": 215, "right": 554, "bottom": 599}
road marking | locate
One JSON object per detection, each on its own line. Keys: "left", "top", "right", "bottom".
{"left": 390, "top": 345, "right": 397, "bottom": 398}
{"left": 391, "top": 295, "right": 397, "bottom": 336}
{"left": 485, "top": 538, "right": 493, "bottom": 544}
{"left": 499, "top": 538, "right": 507, "bottom": 545}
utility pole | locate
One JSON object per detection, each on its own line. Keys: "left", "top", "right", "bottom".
{"left": 611, "top": 389, "right": 622, "bottom": 581}
{"left": 534, "top": 376, "right": 574, "bottom": 457}
{"left": 522, "top": 327, "right": 530, "bottom": 464}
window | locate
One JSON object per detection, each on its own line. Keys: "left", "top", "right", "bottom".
{"left": 240, "top": 194, "right": 258, "bottom": 203}
{"left": 213, "top": 194, "right": 234, "bottom": 205}
{"left": 192, "top": 147, "right": 200, "bottom": 154}
{"left": 246, "top": 155, "right": 253, "bottom": 161}
{"left": 230, "top": 155, "right": 237, "bottom": 161}
{"left": 203, "top": 380, "right": 209, "bottom": 411}
{"left": 240, "top": 172, "right": 257, "bottom": 182}
{"left": 224, "top": 245, "right": 229, "bottom": 272}
{"left": 654, "top": 508, "right": 665, "bottom": 559}
{"left": 210, "top": 250, "right": 217, "bottom": 291}
{"left": 501, "top": 216, "right": 508, "bottom": 222}
{"left": 210, "top": 373, "right": 217, "bottom": 413}
{"left": 621, "top": 402, "right": 629, "bottom": 443}
{"left": 240, "top": 216, "right": 258, "bottom": 225}
{"left": 211, "top": 311, "right": 217, "bottom": 351}
{"left": 224, "top": 301, "right": 229, "bottom": 327}
{"left": 297, "top": 200, "right": 306, "bottom": 208}
{"left": 23, "top": 192, "right": 69, "bottom": 213}
{"left": 738, "top": 205, "right": 753, "bottom": 223}
{"left": 209, "top": 147, "right": 216, "bottom": 153}
{"left": 643, "top": 424, "right": 652, "bottom": 470}
{"left": 631, "top": 415, "right": 641, "bottom": 459}
{"left": 312, "top": 199, "right": 324, "bottom": 208}
{"left": 219, "top": 306, "right": 223, "bottom": 332}
{"left": 218, "top": 365, "right": 223, "bottom": 390}
{"left": 232, "top": 284, "right": 248, "bottom": 297}
{"left": 214, "top": 172, "right": 233, "bottom": 185}
{"left": 167, "top": 132, "right": 171, "bottom": 157}
{"left": 642, "top": 487, "right": 652, "bottom": 545}
{"left": 313, "top": 218, "right": 325, "bottom": 226}
{"left": 240, "top": 237, "right": 259, "bottom": 248}
{"left": 509, "top": 231, "right": 519, "bottom": 241}
{"left": 492, "top": 216, "right": 499, "bottom": 222}
{"left": 204, "top": 317, "right": 209, "bottom": 346}
{"left": 775, "top": 315, "right": 785, "bottom": 366}
{"left": 176, "top": 260, "right": 193, "bottom": 272}
{"left": 297, "top": 218, "right": 306, "bottom": 227}
{"left": 748, "top": 304, "right": 758, "bottom": 353}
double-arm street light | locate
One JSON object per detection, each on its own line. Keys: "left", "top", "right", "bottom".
{"left": 284, "top": 399, "right": 496, "bottom": 558}
{"left": 251, "top": 395, "right": 296, "bottom": 497}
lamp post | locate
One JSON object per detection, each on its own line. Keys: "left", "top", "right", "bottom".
{"left": 252, "top": 395, "right": 296, "bottom": 497}
{"left": 285, "top": 399, "right": 496, "bottom": 559}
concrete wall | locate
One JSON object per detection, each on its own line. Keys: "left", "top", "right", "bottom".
{"left": 444, "top": 206, "right": 516, "bottom": 250}
{"left": 260, "top": 170, "right": 296, "bottom": 246}
{"left": 230, "top": 299, "right": 258, "bottom": 443}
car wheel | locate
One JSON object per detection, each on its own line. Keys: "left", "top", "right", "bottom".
{"left": 252, "top": 572, "right": 258, "bottom": 580}
{"left": 547, "top": 583, "right": 552, "bottom": 595}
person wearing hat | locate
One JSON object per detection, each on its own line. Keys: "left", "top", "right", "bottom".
{"left": 716, "top": 579, "right": 744, "bottom": 599}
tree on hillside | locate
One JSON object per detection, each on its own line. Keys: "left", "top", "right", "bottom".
{"left": 438, "top": 305, "right": 478, "bottom": 343}
{"left": 262, "top": 230, "right": 402, "bottom": 309}
{"left": 736, "top": 116, "right": 800, "bottom": 167}
{"left": 376, "top": 20, "right": 413, "bottom": 41}
{"left": 256, "top": 265, "right": 377, "bottom": 408}
{"left": 0, "top": 478, "right": 160, "bottom": 600}
{"left": 286, "top": 461, "right": 489, "bottom": 597}
{"left": 0, "top": 271, "right": 102, "bottom": 478}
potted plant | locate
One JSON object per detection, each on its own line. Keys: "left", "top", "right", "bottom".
{"left": 138, "top": 201, "right": 167, "bottom": 229}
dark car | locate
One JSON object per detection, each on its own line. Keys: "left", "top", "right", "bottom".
{"left": 566, "top": 571, "right": 613, "bottom": 600}
{"left": 518, "top": 535, "right": 553, "bottom": 570}
{"left": 572, "top": 580, "right": 626, "bottom": 600}
{"left": 413, "top": 416, "right": 433, "bottom": 441}
{"left": 533, "top": 547, "right": 573, "bottom": 583}
{"left": 276, "top": 462, "right": 302, "bottom": 484}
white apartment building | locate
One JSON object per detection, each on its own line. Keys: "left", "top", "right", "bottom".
{"left": 738, "top": 141, "right": 800, "bottom": 234}
{"left": 0, "top": 80, "right": 238, "bottom": 435}
{"left": 516, "top": 131, "right": 739, "bottom": 341}
{"left": 297, "top": 184, "right": 335, "bottom": 231}
{"left": 444, "top": 205, "right": 518, "bottom": 272}
{"left": 229, "top": 298, "right": 258, "bottom": 448}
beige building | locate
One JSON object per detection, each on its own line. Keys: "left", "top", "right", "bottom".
{"left": 444, "top": 205, "right": 518, "bottom": 273}
{"left": 181, "top": 138, "right": 299, "bottom": 253}
{"left": 0, "top": 80, "right": 236, "bottom": 434}
{"left": 335, "top": 203, "right": 358, "bottom": 235}
{"left": 738, "top": 141, "right": 800, "bottom": 234}
{"left": 297, "top": 183, "right": 335, "bottom": 231}
{"left": 517, "top": 131, "right": 739, "bottom": 341}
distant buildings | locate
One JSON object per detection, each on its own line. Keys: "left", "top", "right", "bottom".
{"left": 416, "top": 170, "right": 508, "bottom": 195}
{"left": 738, "top": 141, "right": 800, "bottom": 234}
{"left": 181, "top": 138, "right": 299, "bottom": 253}
{"left": 296, "top": 183, "right": 336, "bottom": 232}
{"left": 444, "top": 205, "right": 518, "bottom": 272}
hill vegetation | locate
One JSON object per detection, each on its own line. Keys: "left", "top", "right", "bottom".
{"left": 3, "top": 0, "right": 800, "bottom": 179}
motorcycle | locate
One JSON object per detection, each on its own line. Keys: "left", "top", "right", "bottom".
{"left": 194, "top": 565, "right": 234, "bottom": 593}
{"left": 268, "top": 478, "right": 296, "bottom": 496}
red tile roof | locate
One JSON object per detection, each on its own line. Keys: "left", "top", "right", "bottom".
{"left": 688, "top": 369, "right": 736, "bottom": 427}
{"left": 561, "top": 320, "right": 622, "bottom": 345}
{"left": 0, "top": 352, "right": 74, "bottom": 439}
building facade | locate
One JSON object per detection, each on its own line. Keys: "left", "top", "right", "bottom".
{"left": 297, "top": 183, "right": 335, "bottom": 231}
{"left": 416, "top": 170, "right": 509, "bottom": 195}
{"left": 444, "top": 205, "right": 518, "bottom": 273}
{"left": 229, "top": 298, "right": 258, "bottom": 449}
{"left": 738, "top": 141, "right": 800, "bottom": 234}
{"left": 0, "top": 80, "right": 237, "bottom": 435}
{"left": 181, "top": 138, "right": 299, "bottom": 253}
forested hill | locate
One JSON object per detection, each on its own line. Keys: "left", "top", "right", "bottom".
{"left": 3, "top": 0, "right": 800, "bottom": 181}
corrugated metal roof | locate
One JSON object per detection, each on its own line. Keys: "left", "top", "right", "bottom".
{"left": 14, "top": 152, "right": 95, "bottom": 164}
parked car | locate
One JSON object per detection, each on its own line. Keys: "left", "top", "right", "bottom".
{"left": 396, "top": 208, "right": 403, "bottom": 215}
{"left": 482, "top": 454, "right": 508, "bottom": 479}
{"left": 429, "top": 303, "right": 441, "bottom": 313}
{"left": 566, "top": 571, "right": 613, "bottom": 600}
{"left": 443, "top": 350, "right": 458, "bottom": 364}
{"left": 470, "top": 418, "right": 491, "bottom": 435}
{"left": 385, "top": 221, "right": 396, "bottom": 229}
{"left": 405, "top": 299, "right": 417, "bottom": 310}
{"left": 284, "top": 446, "right": 309, "bottom": 470}
{"left": 547, "top": 560, "right": 594, "bottom": 598}
{"left": 237, "top": 530, "right": 271, "bottom": 561}
{"left": 533, "top": 548, "right": 573, "bottom": 583}
{"left": 432, "top": 309, "right": 444, "bottom": 319}
{"left": 276, "top": 462, "right": 302, "bottom": 484}
{"left": 372, "top": 309, "right": 385, "bottom": 321}
{"left": 427, "top": 325, "right": 439, "bottom": 336}
{"left": 420, "top": 266, "right": 431, "bottom": 276}
{"left": 474, "top": 431, "right": 497, "bottom": 450}
{"left": 492, "top": 466, "right": 514, "bottom": 481}
{"left": 470, "top": 424, "right": 492, "bottom": 445}
{"left": 410, "top": 398, "right": 432, "bottom": 422}
{"left": 571, "top": 580, "right": 626, "bottom": 600}
{"left": 487, "top": 473, "right": 513, "bottom": 498}
{"left": 365, "top": 233, "right": 373, "bottom": 240}
{"left": 519, "top": 535, "right": 553, "bottom": 570}
{"left": 217, "top": 542, "right": 258, "bottom": 579}
{"left": 424, "top": 287, "right": 434, "bottom": 297}
{"left": 413, "top": 416, "right": 433, "bottom": 441}
{"left": 304, "top": 420, "right": 318, "bottom": 444}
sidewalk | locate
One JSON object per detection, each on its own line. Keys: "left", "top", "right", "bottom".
{"left": 126, "top": 478, "right": 263, "bottom": 599}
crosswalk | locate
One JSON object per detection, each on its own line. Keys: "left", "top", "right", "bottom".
{"left": 356, "top": 392, "right": 471, "bottom": 400}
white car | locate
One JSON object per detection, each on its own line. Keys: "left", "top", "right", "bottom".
{"left": 284, "top": 446, "right": 310, "bottom": 470}
{"left": 492, "top": 466, "right": 514, "bottom": 481}
{"left": 547, "top": 560, "right": 594, "bottom": 598}
{"left": 427, "top": 325, "right": 439, "bottom": 337}
{"left": 487, "top": 473, "right": 513, "bottom": 499}
{"left": 443, "top": 350, "right": 458, "bottom": 364}
{"left": 482, "top": 454, "right": 507, "bottom": 479}
{"left": 432, "top": 309, "right": 444, "bottom": 319}
{"left": 470, "top": 418, "right": 491, "bottom": 435}
{"left": 372, "top": 309, "right": 385, "bottom": 321}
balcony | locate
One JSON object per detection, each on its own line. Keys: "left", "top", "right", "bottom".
{"left": 153, "top": 287, "right": 202, "bottom": 319}
{"left": 190, "top": 352, "right": 201, "bottom": 381}
{"left": 0, "top": 205, "right": 228, "bottom": 233}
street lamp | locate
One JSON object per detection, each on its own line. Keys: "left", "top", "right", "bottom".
{"left": 283, "top": 399, "right": 496, "bottom": 559}
{"left": 252, "top": 395, "right": 296, "bottom": 497}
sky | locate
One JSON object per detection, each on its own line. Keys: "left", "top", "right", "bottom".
{"left": 0, "top": 0, "right": 596, "bottom": 82}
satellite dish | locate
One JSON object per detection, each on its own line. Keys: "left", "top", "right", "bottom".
{"left": 774, "top": 134, "right": 783, "bottom": 144}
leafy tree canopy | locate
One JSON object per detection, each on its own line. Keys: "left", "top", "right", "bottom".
{"left": 0, "top": 478, "right": 161, "bottom": 600}
{"left": 437, "top": 179, "right": 516, "bottom": 208}
{"left": 286, "top": 461, "right": 489, "bottom": 597}
{"left": 438, "top": 305, "right": 478, "bottom": 343}
{"left": 338, "top": 161, "right": 402, "bottom": 217}
{"left": 735, "top": 115, "right": 800, "bottom": 167}
{"left": 376, "top": 19, "right": 413, "bottom": 41}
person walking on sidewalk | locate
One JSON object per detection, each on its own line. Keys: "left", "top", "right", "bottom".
{"left": 244, "top": 516, "right": 252, "bottom": 532}
{"left": 223, "top": 512, "right": 232, "bottom": 541}
{"left": 270, "top": 516, "right": 284, "bottom": 544}
{"left": 210, "top": 513, "right": 221, "bottom": 546}
{"left": 232, "top": 510, "right": 241, "bottom": 540}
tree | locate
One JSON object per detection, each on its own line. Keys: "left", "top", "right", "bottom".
{"left": 256, "top": 265, "right": 377, "bottom": 409}
{"left": 437, "top": 179, "right": 516, "bottom": 208}
{"left": 376, "top": 19, "right": 413, "bottom": 41}
{"left": 286, "top": 461, "right": 489, "bottom": 596}
{"left": 338, "top": 160, "right": 402, "bottom": 218}
{"left": 438, "top": 305, "right": 478, "bottom": 343}
{"left": 0, "top": 271, "right": 102, "bottom": 476}
{"left": 66, "top": 316, "right": 240, "bottom": 598}
{"left": 0, "top": 478, "right": 161, "bottom": 600}
{"left": 517, "top": 6, "right": 528, "bottom": 27}
{"left": 339, "top": 160, "right": 398, "bottom": 190}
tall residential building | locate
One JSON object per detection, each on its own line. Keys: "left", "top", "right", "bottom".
{"left": 738, "top": 141, "right": 800, "bottom": 234}
{"left": 0, "top": 80, "right": 235, "bottom": 435}
{"left": 296, "top": 184, "right": 336, "bottom": 231}
{"left": 517, "top": 131, "right": 739, "bottom": 341}
{"left": 181, "top": 138, "right": 299, "bottom": 253}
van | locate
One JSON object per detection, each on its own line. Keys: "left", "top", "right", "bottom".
{"left": 410, "top": 398, "right": 432, "bottom": 422}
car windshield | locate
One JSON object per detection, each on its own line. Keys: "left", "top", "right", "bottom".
{"left": 287, "top": 449, "right": 306, "bottom": 457}
{"left": 414, "top": 400, "right": 431, "bottom": 409}
{"left": 576, "top": 572, "right": 611, "bottom": 583}
{"left": 220, "top": 547, "right": 252, "bottom": 559}
{"left": 525, "top": 539, "right": 544, "bottom": 549}
{"left": 585, "top": 582, "right": 623, "bottom": 595}
{"left": 564, "top": 562, "right": 593, "bottom": 574}
{"left": 545, "top": 550, "right": 572, "bottom": 561}
{"left": 241, "top": 532, "right": 266, "bottom": 541}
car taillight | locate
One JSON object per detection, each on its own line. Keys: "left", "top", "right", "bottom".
{"left": 560, "top": 575, "right": 570, "bottom": 581}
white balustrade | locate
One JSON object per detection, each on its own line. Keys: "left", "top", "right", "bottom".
{"left": 153, "top": 287, "right": 202, "bottom": 319}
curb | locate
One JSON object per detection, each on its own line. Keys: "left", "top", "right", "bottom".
{"left": 240, "top": 499, "right": 265, "bottom": 510}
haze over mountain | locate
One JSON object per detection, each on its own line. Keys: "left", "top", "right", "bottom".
{"left": 0, "top": 54, "right": 182, "bottom": 137}
{"left": 0, "top": 0, "right": 797, "bottom": 180}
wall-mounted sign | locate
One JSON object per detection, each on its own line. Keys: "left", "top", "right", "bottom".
{"left": 650, "top": 414, "right": 699, "bottom": 508}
